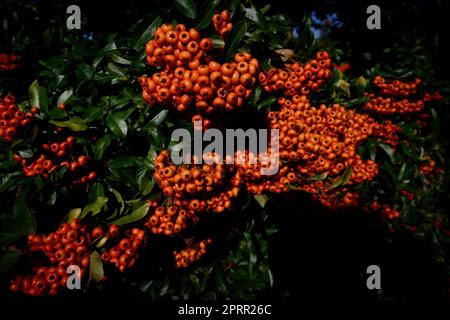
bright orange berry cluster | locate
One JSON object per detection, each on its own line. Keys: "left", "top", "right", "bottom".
{"left": 0, "top": 95, "right": 36, "bottom": 141}
{"left": 15, "top": 136, "right": 96, "bottom": 185}
{"left": 153, "top": 150, "right": 241, "bottom": 213}
{"left": 141, "top": 22, "right": 258, "bottom": 127}
{"left": 268, "top": 96, "right": 380, "bottom": 185}
{"left": 372, "top": 120, "right": 401, "bottom": 148}
{"left": 364, "top": 93, "right": 425, "bottom": 114}
{"left": 373, "top": 76, "right": 421, "bottom": 97}
{"left": 259, "top": 51, "right": 333, "bottom": 96}
{"left": 144, "top": 199, "right": 193, "bottom": 236}
{"left": 101, "top": 226, "right": 146, "bottom": 272}
{"left": 364, "top": 76, "right": 431, "bottom": 115}
{"left": 213, "top": 10, "right": 232, "bottom": 38}
{"left": 174, "top": 239, "right": 212, "bottom": 268}
{"left": 10, "top": 219, "right": 99, "bottom": 296}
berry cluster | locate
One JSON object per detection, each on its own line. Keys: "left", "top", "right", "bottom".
{"left": 268, "top": 96, "right": 380, "bottom": 186}
{"left": 213, "top": 10, "right": 232, "bottom": 38}
{"left": 153, "top": 150, "right": 241, "bottom": 213}
{"left": 258, "top": 51, "right": 333, "bottom": 96}
{"left": 0, "top": 95, "right": 36, "bottom": 141}
{"left": 373, "top": 76, "right": 421, "bottom": 97}
{"left": 400, "top": 189, "right": 415, "bottom": 201}
{"left": 368, "top": 201, "right": 401, "bottom": 220}
{"left": 174, "top": 239, "right": 212, "bottom": 268}
{"left": 419, "top": 159, "right": 436, "bottom": 175}
{"left": 423, "top": 91, "right": 444, "bottom": 102}
{"left": 101, "top": 226, "right": 146, "bottom": 272}
{"left": 372, "top": 120, "right": 401, "bottom": 148}
{"left": 364, "top": 93, "right": 425, "bottom": 114}
{"left": 15, "top": 136, "right": 96, "bottom": 184}
{"left": 141, "top": 22, "right": 258, "bottom": 126}
{"left": 9, "top": 219, "right": 98, "bottom": 296}
{"left": 364, "top": 76, "right": 429, "bottom": 115}
{"left": 234, "top": 152, "right": 292, "bottom": 194}
{"left": 145, "top": 23, "right": 213, "bottom": 70}
{"left": 0, "top": 53, "right": 21, "bottom": 71}
{"left": 313, "top": 190, "right": 360, "bottom": 208}
{"left": 144, "top": 201, "right": 192, "bottom": 236}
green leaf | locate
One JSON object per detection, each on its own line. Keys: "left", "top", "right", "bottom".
{"left": 111, "top": 53, "right": 131, "bottom": 65}
{"left": 134, "top": 15, "right": 163, "bottom": 49}
{"left": 398, "top": 163, "right": 407, "bottom": 182}
{"left": 310, "top": 172, "right": 328, "bottom": 181}
{"left": 257, "top": 96, "right": 276, "bottom": 110}
{"left": 0, "top": 250, "right": 20, "bottom": 273}
{"left": 68, "top": 208, "right": 82, "bottom": 222}
{"left": 140, "top": 177, "right": 155, "bottom": 196}
{"left": 106, "top": 113, "right": 128, "bottom": 138}
{"left": 223, "top": 21, "right": 247, "bottom": 61}
{"left": 96, "top": 236, "right": 108, "bottom": 248}
{"left": 49, "top": 117, "right": 88, "bottom": 132}
{"left": 144, "top": 109, "right": 169, "bottom": 129}
{"left": 89, "top": 252, "right": 104, "bottom": 283}
{"left": 254, "top": 194, "right": 269, "bottom": 208}
{"left": 173, "top": 0, "right": 197, "bottom": 19}
{"left": 48, "top": 108, "right": 68, "bottom": 120}
{"left": 109, "top": 156, "right": 142, "bottom": 169}
{"left": 327, "top": 166, "right": 353, "bottom": 189}
{"left": 113, "top": 202, "right": 150, "bottom": 226}
{"left": 244, "top": 2, "right": 267, "bottom": 29}
{"left": 107, "top": 62, "right": 127, "bottom": 79}
{"left": 18, "top": 149, "right": 34, "bottom": 159}
{"left": 109, "top": 187, "right": 125, "bottom": 215}
{"left": 93, "top": 135, "right": 111, "bottom": 161}
{"left": 77, "top": 63, "right": 93, "bottom": 80}
{"left": 14, "top": 188, "right": 37, "bottom": 235}
{"left": 378, "top": 143, "right": 394, "bottom": 160}
{"left": 84, "top": 107, "right": 105, "bottom": 123}
{"left": 57, "top": 88, "right": 73, "bottom": 106}
{"left": 81, "top": 197, "right": 109, "bottom": 218}
{"left": 28, "top": 80, "right": 48, "bottom": 113}
{"left": 196, "top": 0, "right": 220, "bottom": 30}
{"left": 251, "top": 86, "right": 262, "bottom": 105}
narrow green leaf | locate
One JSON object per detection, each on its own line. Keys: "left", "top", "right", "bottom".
{"left": 111, "top": 53, "right": 131, "bottom": 65}
{"left": 49, "top": 117, "right": 88, "bottom": 132}
{"left": 93, "top": 135, "right": 111, "bottom": 161}
{"left": 310, "top": 172, "right": 328, "bottom": 181}
{"left": 81, "top": 197, "right": 109, "bottom": 218}
{"left": 223, "top": 21, "right": 247, "bottom": 60}
{"left": 378, "top": 143, "right": 394, "bottom": 160}
{"left": 134, "top": 15, "right": 163, "bottom": 49}
{"left": 173, "top": 0, "right": 197, "bottom": 19}
{"left": 144, "top": 109, "right": 169, "bottom": 129}
{"left": 109, "top": 187, "right": 125, "bottom": 215}
{"left": 244, "top": 2, "right": 267, "bottom": 29}
{"left": 327, "top": 166, "right": 353, "bottom": 189}
{"left": 109, "top": 156, "right": 142, "bottom": 169}
{"left": 196, "top": 0, "right": 220, "bottom": 30}
{"left": 113, "top": 202, "right": 150, "bottom": 225}
{"left": 257, "top": 96, "right": 276, "bottom": 110}
{"left": 57, "top": 88, "right": 73, "bottom": 106}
